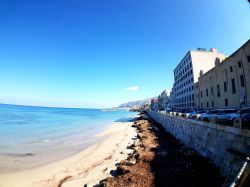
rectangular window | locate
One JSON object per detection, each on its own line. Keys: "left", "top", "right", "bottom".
{"left": 240, "top": 75, "right": 245, "bottom": 87}
{"left": 207, "top": 102, "right": 209, "bottom": 107}
{"left": 238, "top": 60, "right": 242, "bottom": 68}
{"left": 217, "top": 85, "right": 220, "bottom": 97}
{"left": 224, "top": 82, "right": 227, "bottom": 92}
{"left": 212, "top": 101, "right": 214, "bottom": 107}
{"left": 232, "top": 79, "right": 236, "bottom": 94}
{"left": 230, "top": 66, "right": 233, "bottom": 72}
{"left": 200, "top": 91, "right": 203, "bottom": 98}
{"left": 225, "top": 99, "right": 228, "bottom": 106}
{"left": 247, "top": 56, "right": 250, "bottom": 62}
{"left": 211, "top": 87, "right": 214, "bottom": 95}
{"left": 206, "top": 89, "right": 208, "bottom": 96}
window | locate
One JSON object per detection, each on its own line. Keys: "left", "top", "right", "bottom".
{"left": 238, "top": 60, "right": 242, "bottom": 68}
{"left": 232, "top": 79, "right": 236, "bottom": 94}
{"left": 211, "top": 87, "right": 214, "bottom": 95}
{"left": 247, "top": 56, "right": 250, "bottom": 63}
{"left": 201, "top": 102, "right": 203, "bottom": 108}
{"left": 230, "top": 66, "right": 233, "bottom": 72}
{"left": 217, "top": 85, "right": 220, "bottom": 97}
{"left": 225, "top": 99, "right": 228, "bottom": 106}
{"left": 224, "top": 82, "right": 227, "bottom": 92}
{"left": 212, "top": 101, "right": 214, "bottom": 108}
{"left": 206, "top": 89, "right": 208, "bottom": 96}
{"left": 240, "top": 75, "right": 245, "bottom": 87}
{"left": 200, "top": 91, "right": 203, "bottom": 98}
{"left": 207, "top": 102, "right": 209, "bottom": 107}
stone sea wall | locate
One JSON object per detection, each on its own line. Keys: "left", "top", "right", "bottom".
{"left": 147, "top": 111, "right": 250, "bottom": 177}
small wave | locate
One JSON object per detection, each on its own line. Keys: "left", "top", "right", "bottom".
{"left": 101, "top": 109, "right": 117, "bottom": 112}
{"left": 1, "top": 152, "right": 35, "bottom": 157}
{"left": 29, "top": 139, "right": 50, "bottom": 144}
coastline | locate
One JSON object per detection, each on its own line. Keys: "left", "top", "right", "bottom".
{"left": 0, "top": 121, "right": 137, "bottom": 187}
{"left": 100, "top": 113, "right": 225, "bottom": 186}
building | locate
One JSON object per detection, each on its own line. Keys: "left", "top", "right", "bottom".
{"left": 158, "top": 89, "right": 170, "bottom": 110}
{"left": 195, "top": 39, "right": 250, "bottom": 110}
{"left": 168, "top": 88, "right": 175, "bottom": 110}
{"left": 173, "top": 48, "right": 226, "bottom": 110}
{"left": 150, "top": 98, "right": 159, "bottom": 111}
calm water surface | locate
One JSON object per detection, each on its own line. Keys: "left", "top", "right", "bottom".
{"left": 0, "top": 104, "right": 136, "bottom": 173}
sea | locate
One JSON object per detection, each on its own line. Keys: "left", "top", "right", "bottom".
{"left": 0, "top": 104, "right": 136, "bottom": 173}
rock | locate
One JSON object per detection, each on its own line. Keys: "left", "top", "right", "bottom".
{"left": 84, "top": 182, "right": 99, "bottom": 187}
{"left": 123, "top": 159, "right": 136, "bottom": 166}
{"left": 127, "top": 144, "right": 135, "bottom": 149}
{"left": 123, "top": 149, "right": 134, "bottom": 155}
{"left": 104, "top": 165, "right": 117, "bottom": 175}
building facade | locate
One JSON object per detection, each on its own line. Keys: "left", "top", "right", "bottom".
{"left": 173, "top": 48, "right": 226, "bottom": 110}
{"left": 195, "top": 40, "right": 250, "bottom": 110}
{"left": 158, "top": 89, "right": 170, "bottom": 110}
{"left": 150, "top": 98, "right": 159, "bottom": 111}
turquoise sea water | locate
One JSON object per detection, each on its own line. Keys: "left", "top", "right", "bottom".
{"left": 0, "top": 104, "right": 136, "bottom": 173}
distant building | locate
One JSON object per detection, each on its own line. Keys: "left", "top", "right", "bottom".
{"left": 173, "top": 48, "right": 226, "bottom": 110}
{"left": 168, "top": 88, "right": 175, "bottom": 110}
{"left": 158, "top": 89, "right": 170, "bottom": 110}
{"left": 195, "top": 39, "right": 250, "bottom": 110}
{"left": 150, "top": 98, "right": 159, "bottom": 111}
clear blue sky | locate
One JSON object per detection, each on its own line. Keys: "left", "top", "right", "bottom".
{"left": 0, "top": 0, "right": 249, "bottom": 108}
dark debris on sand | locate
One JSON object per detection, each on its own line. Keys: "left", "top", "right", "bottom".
{"left": 99, "top": 114, "right": 225, "bottom": 187}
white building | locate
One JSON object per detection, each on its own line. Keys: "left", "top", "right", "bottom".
{"left": 173, "top": 48, "right": 226, "bottom": 110}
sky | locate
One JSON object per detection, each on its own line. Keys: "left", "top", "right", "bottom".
{"left": 0, "top": 0, "right": 249, "bottom": 108}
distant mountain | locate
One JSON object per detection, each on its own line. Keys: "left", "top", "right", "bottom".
{"left": 118, "top": 97, "right": 155, "bottom": 109}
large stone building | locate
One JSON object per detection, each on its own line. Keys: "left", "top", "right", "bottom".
{"left": 173, "top": 48, "right": 226, "bottom": 110}
{"left": 195, "top": 39, "right": 250, "bottom": 110}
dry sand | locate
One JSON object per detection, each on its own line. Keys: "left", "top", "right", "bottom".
{"left": 0, "top": 121, "right": 137, "bottom": 187}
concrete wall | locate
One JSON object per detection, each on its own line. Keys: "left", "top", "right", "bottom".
{"left": 147, "top": 111, "right": 250, "bottom": 178}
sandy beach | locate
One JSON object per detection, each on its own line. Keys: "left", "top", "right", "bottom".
{"left": 0, "top": 121, "right": 137, "bottom": 187}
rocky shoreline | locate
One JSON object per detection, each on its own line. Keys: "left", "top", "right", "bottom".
{"left": 98, "top": 113, "right": 225, "bottom": 187}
